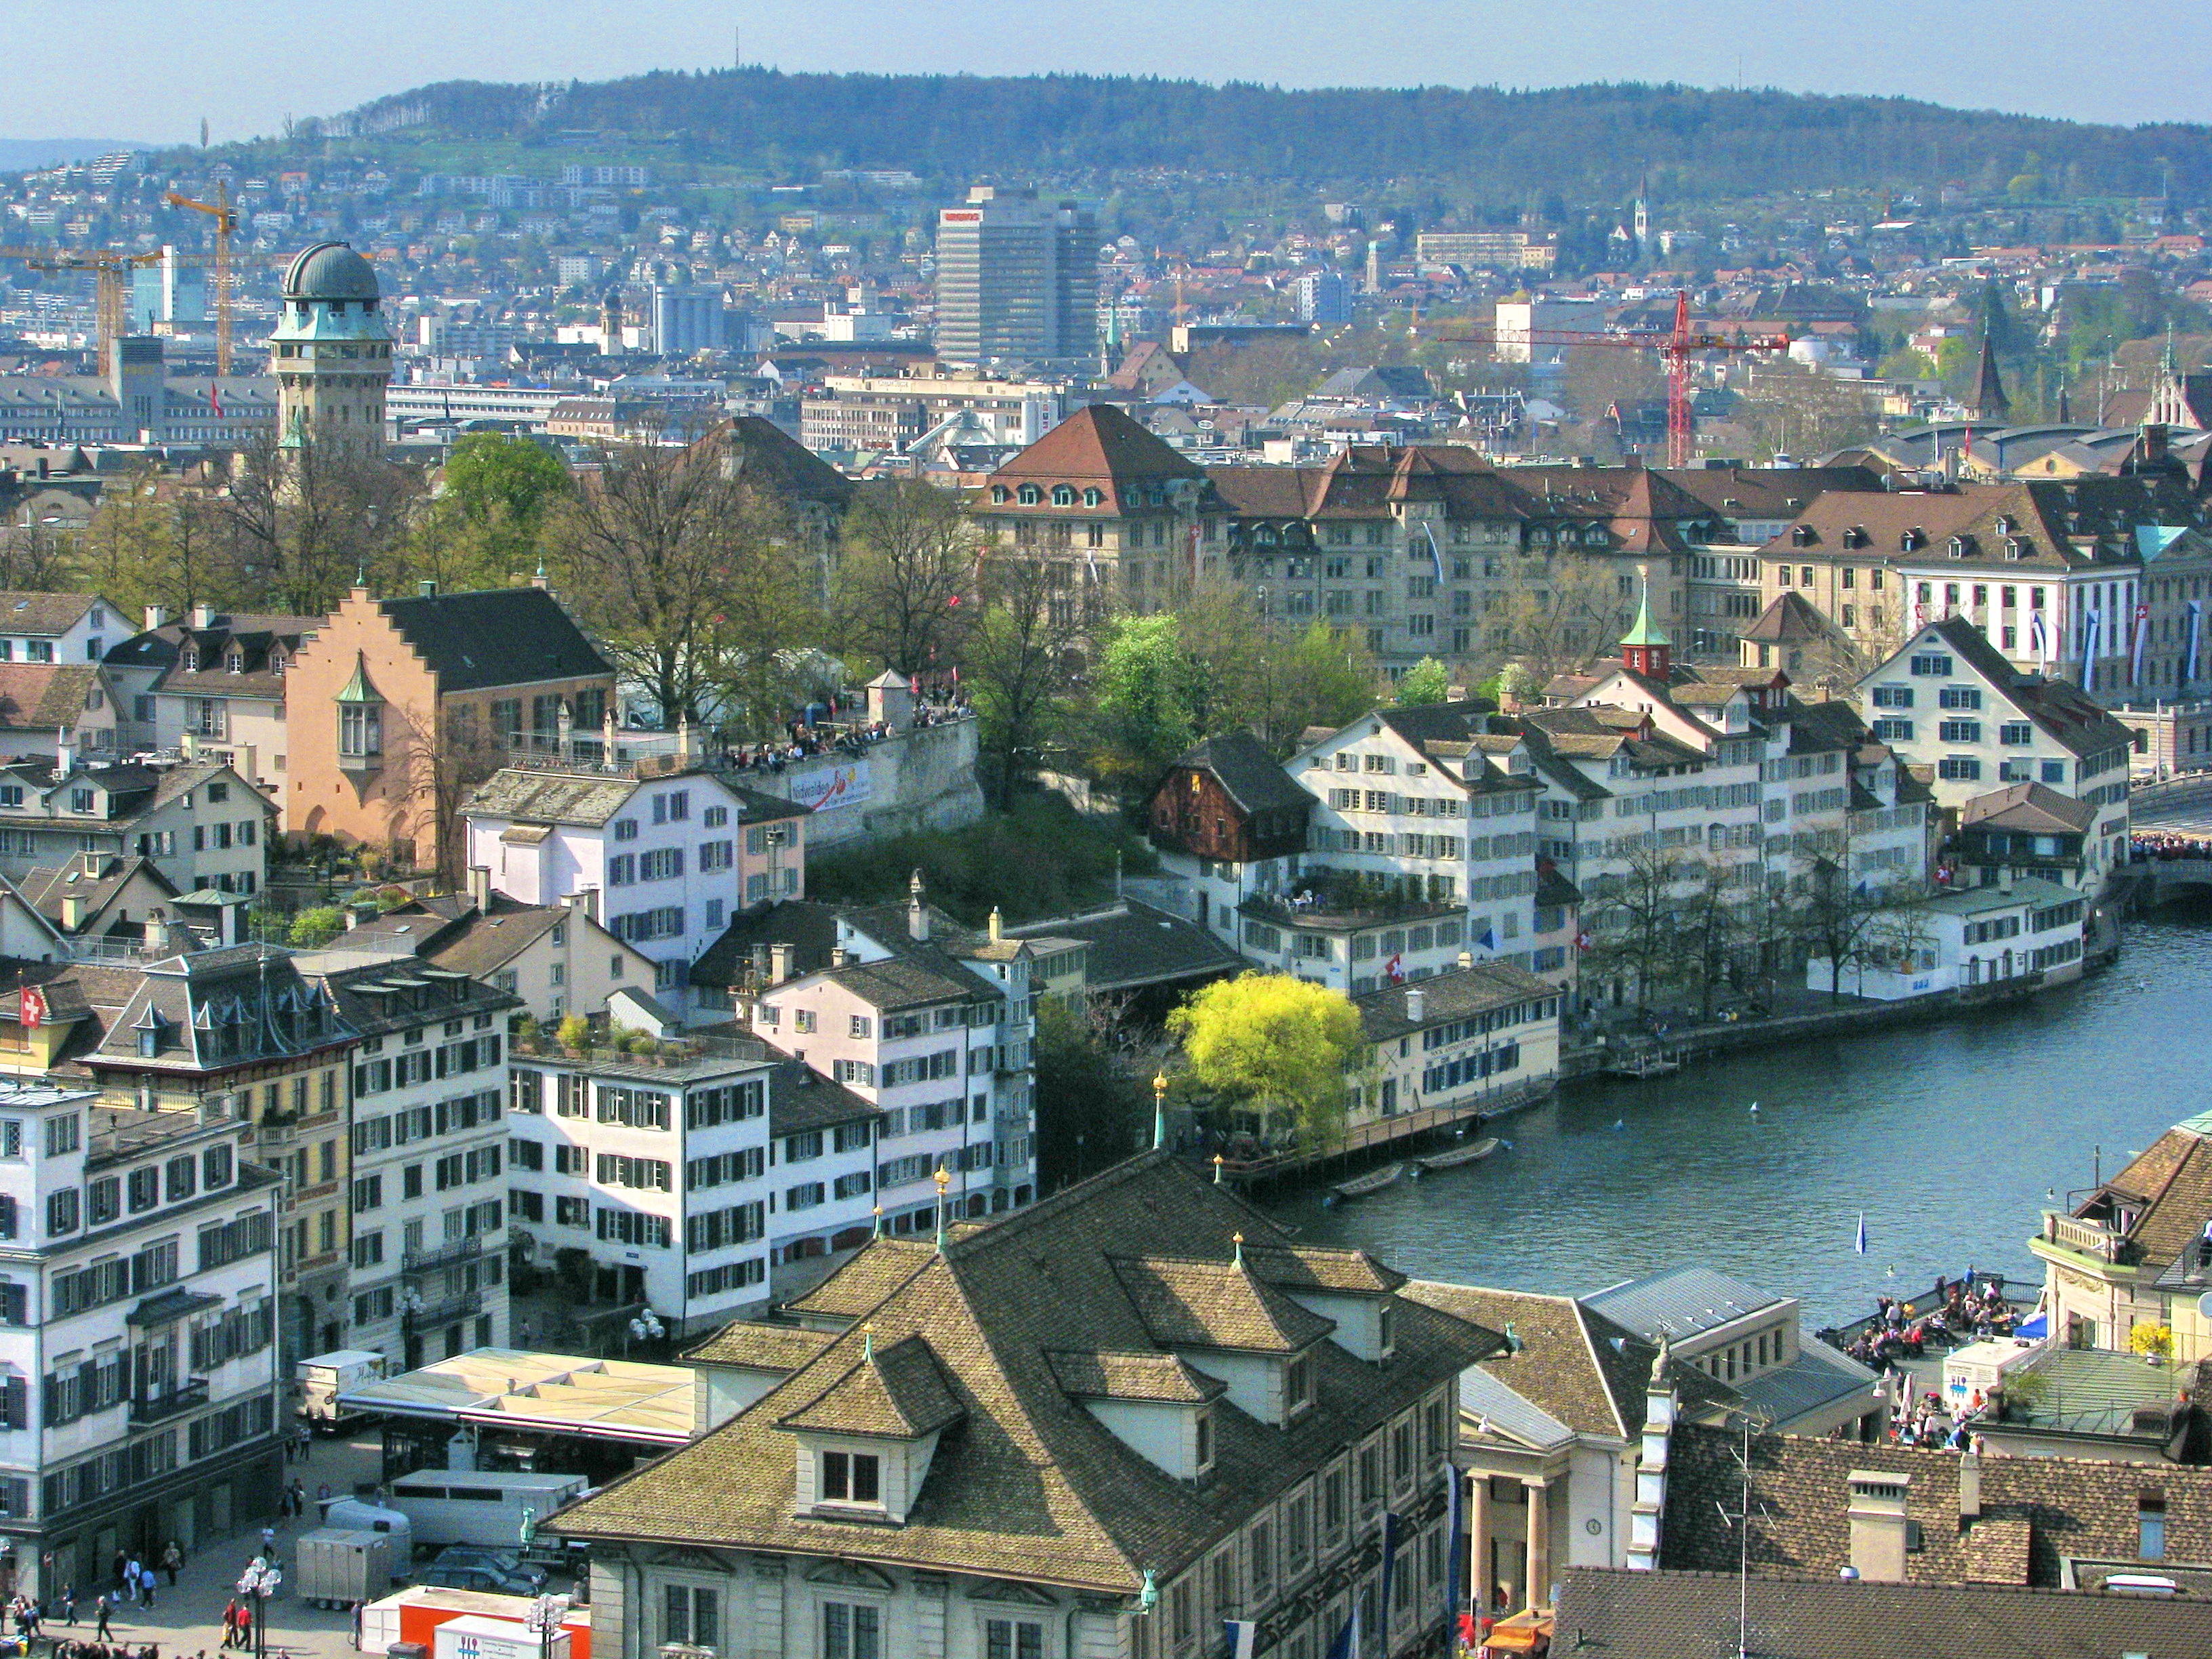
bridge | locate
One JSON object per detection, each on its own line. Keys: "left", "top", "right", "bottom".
{"left": 2127, "top": 857, "right": 2212, "bottom": 907}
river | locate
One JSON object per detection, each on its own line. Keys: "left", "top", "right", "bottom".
{"left": 1272, "top": 911, "right": 2212, "bottom": 1331}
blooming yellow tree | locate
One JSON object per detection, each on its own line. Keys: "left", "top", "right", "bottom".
{"left": 1166, "top": 973, "right": 1362, "bottom": 1147}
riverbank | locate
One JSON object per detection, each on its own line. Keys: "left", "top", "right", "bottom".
{"left": 1271, "top": 911, "right": 2212, "bottom": 1331}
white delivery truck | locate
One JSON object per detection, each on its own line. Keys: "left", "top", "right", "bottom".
{"left": 385, "top": 1471, "right": 590, "bottom": 1551}
{"left": 295, "top": 1528, "right": 398, "bottom": 1609}
{"left": 298, "top": 1349, "right": 388, "bottom": 1433}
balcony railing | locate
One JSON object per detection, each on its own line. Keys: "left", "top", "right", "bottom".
{"left": 403, "top": 1235, "right": 482, "bottom": 1276}
{"left": 130, "top": 1378, "right": 209, "bottom": 1425}
{"left": 403, "top": 1291, "right": 482, "bottom": 1330}
{"left": 2042, "top": 1212, "right": 2137, "bottom": 1265}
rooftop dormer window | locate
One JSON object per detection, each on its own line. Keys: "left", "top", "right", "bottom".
{"left": 1285, "top": 1351, "right": 1314, "bottom": 1415}
{"left": 226, "top": 650, "right": 243, "bottom": 674}
{"left": 1017, "top": 484, "right": 1042, "bottom": 506}
{"left": 819, "top": 1450, "right": 881, "bottom": 1506}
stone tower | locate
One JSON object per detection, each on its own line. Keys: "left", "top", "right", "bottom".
{"left": 270, "top": 241, "right": 392, "bottom": 456}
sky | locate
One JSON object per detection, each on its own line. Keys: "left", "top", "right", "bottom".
{"left": 9, "top": 0, "right": 2207, "bottom": 147}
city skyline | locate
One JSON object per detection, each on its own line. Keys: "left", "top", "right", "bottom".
{"left": 5, "top": 0, "right": 2209, "bottom": 149}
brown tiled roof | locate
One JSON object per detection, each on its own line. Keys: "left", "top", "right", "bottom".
{"left": 1961, "top": 1517, "right": 2031, "bottom": 1584}
{"left": 781, "top": 1237, "right": 937, "bottom": 1323}
{"left": 1045, "top": 1349, "right": 1225, "bottom": 1404}
{"left": 1915, "top": 615, "right": 2135, "bottom": 759}
{"left": 990, "top": 404, "right": 1205, "bottom": 489}
{"left": 551, "top": 1151, "right": 1498, "bottom": 1592}
{"left": 1401, "top": 1282, "right": 1725, "bottom": 1439}
{"left": 1353, "top": 961, "right": 1556, "bottom": 1044}
{"left": 685, "top": 1322, "right": 838, "bottom": 1371}
{"left": 1744, "top": 590, "right": 1848, "bottom": 644}
{"left": 1109, "top": 1252, "right": 1337, "bottom": 1353}
{"left": 1959, "top": 780, "right": 2097, "bottom": 835}
{"left": 0, "top": 663, "right": 102, "bottom": 732}
{"left": 0, "top": 592, "right": 100, "bottom": 635}
{"left": 2083, "top": 1115, "right": 2212, "bottom": 1273}
{"left": 1553, "top": 1565, "right": 2212, "bottom": 1659}
{"left": 1660, "top": 1420, "right": 2212, "bottom": 1586}
{"left": 1240, "top": 1244, "right": 1405, "bottom": 1296}
{"left": 773, "top": 1333, "right": 965, "bottom": 1438}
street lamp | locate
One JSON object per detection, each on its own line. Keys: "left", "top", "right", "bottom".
{"left": 239, "top": 1555, "right": 281, "bottom": 1659}
{"left": 626, "top": 1310, "right": 664, "bottom": 1355}
{"left": 525, "top": 1593, "right": 569, "bottom": 1659}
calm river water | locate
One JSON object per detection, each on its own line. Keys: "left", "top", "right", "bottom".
{"left": 1273, "top": 912, "right": 2212, "bottom": 1330}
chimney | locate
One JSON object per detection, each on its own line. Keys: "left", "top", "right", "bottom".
{"left": 560, "top": 886, "right": 601, "bottom": 923}
{"left": 55, "top": 729, "right": 75, "bottom": 778}
{"left": 750, "top": 944, "right": 772, "bottom": 987}
{"left": 190, "top": 602, "right": 215, "bottom": 630}
{"left": 59, "top": 893, "right": 85, "bottom": 932}
{"left": 769, "top": 942, "right": 794, "bottom": 985}
{"left": 1405, "top": 986, "right": 1425, "bottom": 1023}
{"left": 987, "top": 907, "right": 1002, "bottom": 944}
{"left": 831, "top": 945, "right": 851, "bottom": 968}
{"left": 1845, "top": 1470, "right": 1912, "bottom": 1583}
{"left": 143, "top": 605, "right": 169, "bottom": 632}
{"left": 417, "top": 579, "right": 438, "bottom": 598}
{"left": 1458, "top": 948, "right": 1474, "bottom": 969}
{"left": 907, "top": 870, "right": 929, "bottom": 941}
{"left": 466, "top": 865, "right": 491, "bottom": 912}
{"left": 1957, "top": 1453, "right": 1981, "bottom": 1525}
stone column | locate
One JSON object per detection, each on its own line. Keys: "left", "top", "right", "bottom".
{"left": 1467, "top": 1471, "right": 1492, "bottom": 1614}
{"left": 1523, "top": 1479, "right": 1551, "bottom": 1610}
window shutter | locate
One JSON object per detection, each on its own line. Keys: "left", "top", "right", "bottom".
{"left": 5, "top": 1374, "right": 27, "bottom": 1430}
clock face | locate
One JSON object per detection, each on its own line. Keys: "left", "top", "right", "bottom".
{"left": 1584, "top": 1519, "right": 1603, "bottom": 1535}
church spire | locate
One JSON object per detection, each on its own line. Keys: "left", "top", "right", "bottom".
{"left": 1620, "top": 572, "right": 1672, "bottom": 680}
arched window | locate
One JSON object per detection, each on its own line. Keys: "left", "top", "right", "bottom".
{"left": 990, "top": 485, "right": 1010, "bottom": 505}
{"left": 1051, "top": 485, "right": 1076, "bottom": 507}
{"left": 1082, "top": 487, "right": 1104, "bottom": 508}
{"left": 1017, "top": 484, "right": 1042, "bottom": 506}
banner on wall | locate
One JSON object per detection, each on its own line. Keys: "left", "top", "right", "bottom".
{"left": 788, "top": 760, "right": 873, "bottom": 813}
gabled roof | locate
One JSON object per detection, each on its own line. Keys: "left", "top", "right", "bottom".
{"left": 1959, "top": 780, "right": 2097, "bottom": 835}
{"left": 1046, "top": 1349, "right": 1225, "bottom": 1404}
{"left": 1743, "top": 590, "right": 1847, "bottom": 645}
{"left": 687, "top": 1322, "right": 839, "bottom": 1372}
{"left": 1582, "top": 1265, "right": 1788, "bottom": 1345}
{"left": 18, "top": 855, "right": 174, "bottom": 933}
{"left": 1907, "top": 616, "right": 2134, "bottom": 758}
{"left": 0, "top": 591, "right": 104, "bottom": 636}
{"left": 2073, "top": 1112, "right": 2212, "bottom": 1275}
{"left": 1164, "top": 731, "right": 1311, "bottom": 818}
{"left": 0, "top": 663, "right": 104, "bottom": 733}
{"left": 1353, "top": 960, "right": 1555, "bottom": 1044}
{"left": 1004, "top": 900, "right": 1244, "bottom": 993}
{"left": 375, "top": 588, "right": 613, "bottom": 695}
{"left": 1108, "top": 1252, "right": 1336, "bottom": 1354}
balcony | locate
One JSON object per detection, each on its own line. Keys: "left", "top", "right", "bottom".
{"left": 403, "top": 1235, "right": 482, "bottom": 1276}
{"left": 2041, "top": 1212, "right": 2138, "bottom": 1265}
{"left": 403, "top": 1291, "right": 482, "bottom": 1330}
{"left": 130, "top": 1378, "right": 209, "bottom": 1425}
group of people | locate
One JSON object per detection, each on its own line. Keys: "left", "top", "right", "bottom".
{"left": 1890, "top": 1385, "right": 1986, "bottom": 1453}
{"left": 2131, "top": 832, "right": 2212, "bottom": 861}
{"left": 1843, "top": 1281, "right": 2022, "bottom": 1374}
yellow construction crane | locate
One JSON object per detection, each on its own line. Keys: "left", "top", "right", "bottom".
{"left": 0, "top": 246, "right": 162, "bottom": 374}
{"left": 163, "top": 183, "right": 237, "bottom": 373}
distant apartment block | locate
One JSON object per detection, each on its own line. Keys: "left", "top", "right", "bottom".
{"left": 933, "top": 186, "right": 1097, "bottom": 367}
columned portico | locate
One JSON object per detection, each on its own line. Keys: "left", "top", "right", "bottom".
{"left": 1522, "top": 1477, "right": 1553, "bottom": 1611}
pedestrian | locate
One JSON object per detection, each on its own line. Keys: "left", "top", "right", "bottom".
{"left": 258, "top": 1528, "right": 272, "bottom": 1558}
{"left": 161, "top": 1544, "right": 180, "bottom": 1588}
{"left": 287, "top": 1479, "right": 305, "bottom": 1517}
{"left": 62, "top": 1584, "right": 76, "bottom": 1624}
{"left": 220, "top": 1600, "right": 239, "bottom": 1650}
{"left": 139, "top": 1568, "right": 155, "bottom": 1612}
{"left": 94, "top": 1595, "right": 110, "bottom": 1641}
{"left": 123, "top": 1561, "right": 140, "bottom": 1605}
{"left": 110, "top": 1553, "right": 125, "bottom": 1597}
{"left": 294, "top": 1422, "right": 311, "bottom": 1465}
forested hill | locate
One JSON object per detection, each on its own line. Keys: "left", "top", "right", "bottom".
{"left": 312, "top": 69, "right": 2212, "bottom": 201}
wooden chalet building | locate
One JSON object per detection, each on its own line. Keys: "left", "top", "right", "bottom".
{"left": 1145, "top": 732, "right": 1314, "bottom": 937}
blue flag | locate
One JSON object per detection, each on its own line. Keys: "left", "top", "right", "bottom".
{"left": 1324, "top": 1601, "right": 1361, "bottom": 1659}
{"left": 1377, "top": 1512, "right": 1400, "bottom": 1656}
{"left": 1422, "top": 520, "right": 1446, "bottom": 583}
{"left": 1223, "top": 1622, "right": 1256, "bottom": 1659}
{"left": 1444, "top": 1462, "right": 1465, "bottom": 1622}
{"left": 1477, "top": 927, "right": 1498, "bottom": 952}
{"left": 1855, "top": 1213, "right": 1868, "bottom": 1255}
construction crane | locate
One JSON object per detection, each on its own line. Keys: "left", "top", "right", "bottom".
{"left": 0, "top": 247, "right": 162, "bottom": 375}
{"left": 1416, "top": 290, "right": 1790, "bottom": 466}
{"left": 163, "top": 183, "right": 237, "bottom": 373}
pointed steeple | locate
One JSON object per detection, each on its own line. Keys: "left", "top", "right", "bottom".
{"left": 1970, "top": 330, "right": 2011, "bottom": 424}
{"left": 1619, "top": 572, "right": 1672, "bottom": 680}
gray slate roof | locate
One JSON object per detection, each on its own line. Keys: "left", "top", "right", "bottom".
{"left": 377, "top": 588, "right": 613, "bottom": 694}
{"left": 1580, "top": 1265, "right": 1788, "bottom": 1345}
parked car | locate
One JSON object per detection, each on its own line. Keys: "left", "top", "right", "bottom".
{"left": 431, "top": 1546, "right": 546, "bottom": 1591}
{"left": 417, "top": 1561, "right": 547, "bottom": 1597}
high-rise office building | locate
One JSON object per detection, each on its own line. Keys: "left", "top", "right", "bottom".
{"left": 1296, "top": 270, "right": 1353, "bottom": 326}
{"left": 933, "top": 186, "right": 1097, "bottom": 366}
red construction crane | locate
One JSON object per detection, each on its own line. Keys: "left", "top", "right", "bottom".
{"left": 1416, "top": 289, "right": 1791, "bottom": 466}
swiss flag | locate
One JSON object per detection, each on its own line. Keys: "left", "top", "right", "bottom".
{"left": 20, "top": 987, "right": 47, "bottom": 1030}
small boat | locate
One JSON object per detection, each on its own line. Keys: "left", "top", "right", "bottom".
{"left": 1420, "top": 1136, "right": 1502, "bottom": 1172}
{"left": 1331, "top": 1162, "right": 1406, "bottom": 1200}
{"left": 1605, "top": 1055, "right": 1681, "bottom": 1080}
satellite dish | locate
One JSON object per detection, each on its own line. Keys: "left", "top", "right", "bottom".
{"left": 2195, "top": 1292, "right": 2212, "bottom": 1322}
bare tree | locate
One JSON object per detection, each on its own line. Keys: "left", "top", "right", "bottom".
{"left": 551, "top": 426, "right": 817, "bottom": 732}
{"left": 1479, "top": 554, "right": 1638, "bottom": 686}
{"left": 966, "top": 553, "right": 1083, "bottom": 810}
{"left": 206, "top": 436, "right": 419, "bottom": 615}
{"left": 1580, "top": 842, "right": 1696, "bottom": 1015}
{"left": 829, "top": 479, "right": 977, "bottom": 678}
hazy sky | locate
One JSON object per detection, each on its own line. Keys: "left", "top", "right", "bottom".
{"left": 12, "top": 0, "right": 2206, "bottom": 145}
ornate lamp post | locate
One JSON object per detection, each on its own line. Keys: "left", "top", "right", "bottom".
{"left": 239, "top": 1555, "right": 282, "bottom": 1659}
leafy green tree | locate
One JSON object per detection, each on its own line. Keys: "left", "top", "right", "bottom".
{"left": 289, "top": 905, "right": 347, "bottom": 947}
{"left": 1395, "top": 657, "right": 1450, "bottom": 706}
{"left": 1094, "top": 613, "right": 1195, "bottom": 787}
{"left": 1166, "top": 973, "right": 1362, "bottom": 1147}
{"left": 444, "top": 432, "right": 570, "bottom": 531}
{"left": 1033, "top": 996, "right": 1151, "bottom": 1190}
